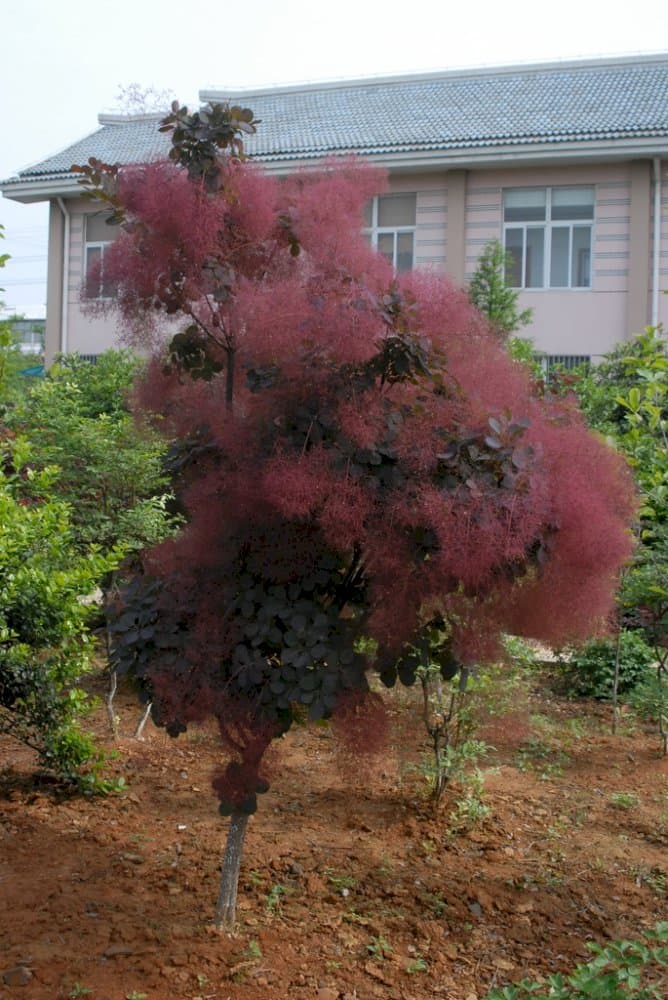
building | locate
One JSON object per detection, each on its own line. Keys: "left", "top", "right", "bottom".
{"left": 2, "top": 53, "right": 668, "bottom": 364}
{"left": 6, "top": 316, "right": 45, "bottom": 356}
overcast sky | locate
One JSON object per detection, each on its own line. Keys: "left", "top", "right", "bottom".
{"left": 1, "top": 0, "right": 666, "bottom": 317}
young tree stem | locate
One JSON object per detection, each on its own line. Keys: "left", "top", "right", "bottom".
{"left": 215, "top": 810, "right": 250, "bottom": 928}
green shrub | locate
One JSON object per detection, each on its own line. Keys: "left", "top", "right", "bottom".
{"left": 484, "top": 921, "right": 668, "bottom": 999}
{"left": 561, "top": 632, "right": 655, "bottom": 700}
{"left": 0, "top": 466, "right": 115, "bottom": 784}
{"left": 7, "top": 351, "right": 177, "bottom": 555}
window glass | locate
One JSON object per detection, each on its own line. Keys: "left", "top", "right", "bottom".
{"left": 504, "top": 189, "right": 546, "bottom": 222}
{"left": 396, "top": 232, "right": 414, "bottom": 273}
{"left": 525, "top": 228, "right": 545, "bottom": 288}
{"left": 572, "top": 226, "right": 592, "bottom": 287}
{"left": 362, "top": 201, "right": 373, "bottom": 228}
{"left": 550, "top": 227, "right": 570, "bottom": 287}
{"left": 86, "top": 214, "right": 120, "bottom": 242}
{"left": 504, "top": 228, "right": 524, "bottom": 286}
{"left": 377, "top": 194, "right": 416, "bottom": 228}
{"left": 85, "top": 246, "right": 101, "bottom": 298}
{"left": 377, "top": 232, "right": 395, "bottom": 263}
{"left": 552, "top": 187, "right": 594, "bottom": 221}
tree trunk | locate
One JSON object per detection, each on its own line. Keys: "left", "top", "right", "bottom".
{"left": 225, "top": 347, "right": 235, "bottom": 412}
{"left": 105, "top": 668, "right": 119, "bottom": 739}
{"left": 134, "top": 701, "right": 153, "bottom": 740}
{"left": 611, "top": 630, "right": 622, "bottom": 735}
{"left": 215, "top": 810, "right": 250, "bottom": 929}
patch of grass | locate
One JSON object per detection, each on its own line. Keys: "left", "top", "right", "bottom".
{"left": 609, "top": 791, "right": 640, "bottom": 810}
{"left": 516, "top": 737, "right": 569, "bottom": 779}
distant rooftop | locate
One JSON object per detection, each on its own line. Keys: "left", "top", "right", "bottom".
{"left": 3, "top": 52, "right": 668, "bottom": 196}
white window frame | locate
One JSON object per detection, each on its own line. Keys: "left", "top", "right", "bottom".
{"left": 84, "top": 216, "right": 117, "bottom": 300}
{"left": 364, "top": 194, "right": 416, "bottom": 272}
{"left": 503, "top": 187, "right": 594, "bottom": 291}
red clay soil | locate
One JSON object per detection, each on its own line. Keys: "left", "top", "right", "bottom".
{"left": 1, "top": 680, "right": 667, "bottom": 1000}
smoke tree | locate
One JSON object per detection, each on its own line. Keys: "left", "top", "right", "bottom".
{"left": 77, "top": 103, "right": 636, "bottom": 927}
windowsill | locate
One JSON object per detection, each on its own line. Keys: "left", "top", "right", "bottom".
{"left": 511, "top": 287, "right": 594, "bottom": 293}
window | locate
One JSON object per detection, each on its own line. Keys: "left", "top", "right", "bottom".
{"left": 84, "top": 214, "right": 120, "bottom": 298}
{"left": 363, "top": 194, "right": 416, "bottom": 272}
{"left": 540, "top": 354, "right": 591, "bottom": 373}
{"left": 503, "top": 187, "right": 594, "bottom": 289}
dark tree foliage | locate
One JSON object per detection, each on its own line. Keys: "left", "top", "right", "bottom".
{"left": 76, "top": 105, "right": 635, "bottom": 924}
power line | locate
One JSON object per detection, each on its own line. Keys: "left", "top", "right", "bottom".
{"left": 1, "top": 277, "right": 47, "bottom": 286}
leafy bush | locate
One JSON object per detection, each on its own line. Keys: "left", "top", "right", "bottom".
{"left": 627, "top": 671, "right": 668, "bottom": 754}
{"left": 561, "top": 631, "right": 655, "bottom": 700}
{"left": 6, "top": 350, "right": 177, "bottom": 555}
{"left": 484, "top": 921, "right": 668, "bottom": 999}
{"left": 0, "top": 465, "right": 115, "bottom": 784}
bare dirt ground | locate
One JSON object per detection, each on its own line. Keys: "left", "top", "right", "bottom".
{"left": 1, "top": 674, "right": 667, "bottom": 1000}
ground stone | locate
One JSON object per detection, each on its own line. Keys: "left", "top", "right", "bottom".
{"left": 2, "top": 966, "right": 33, "bottom": 987}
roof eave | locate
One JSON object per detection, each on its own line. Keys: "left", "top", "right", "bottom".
{"left": 2, "top": 135, "right": 666, "bottom": 200}
{"left": 260, "top": 136, "right": 668, "bottom": 174}
{"left": 1, "top": 176, "right": 82, "bottom": 204}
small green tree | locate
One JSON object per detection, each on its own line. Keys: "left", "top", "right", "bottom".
{"left": 0, "top": 228, "right": 27, "bottom": 406}
{"left": 576, "top": 328, "right": 668, "bottom": 752}
{"left": 468, "top": 239, "right": 533, "bottom": 341}
{"left": 0, "top": 223, "right": 9, "bottom": 278}
{"left": 5, "top": 351, "right": 181, "bottom": 736}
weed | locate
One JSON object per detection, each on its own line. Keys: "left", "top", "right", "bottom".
{"left": 367, "top": 935, "right": 393, "bottom": 961}
{"left": 69, "top": 986, "right": 92, "bottom": 999}
{"left": 630, "top": 864, "right": 667, "bottom": 895}
{"left": 407, "top": 956, "right": 429, "bottom": 974}
{"left": 196, "top": 973, "right": 209, "bottom": 988}
{"left": 448, "top": 768, "right": 491, "bottom": 832}
{"left": 421, "top": 890, "right": 448, "bottom": 916}
{"left": 125, "top": 993, "right": 147, "bottom": 1000}
{"left": 244, "top": 938, "right": 262, "bottom": 959}
{"left": 609, "top": 791, "right": 639, "bottom": 810}
{"left": 325, "top": 869, "right": 357, "bottom": 892}
{"left": 547, "top": 815, "right": 571, "bottom": 839}
{"left": 265, "top": 883, "right": 287, "bottom": 914}
{"left": 378, "top": 853, "right": 394, "bottom": 876}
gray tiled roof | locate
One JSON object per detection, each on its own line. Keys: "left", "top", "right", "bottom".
{"left": 8, "top": 54, "right": 668, "bottom": 184}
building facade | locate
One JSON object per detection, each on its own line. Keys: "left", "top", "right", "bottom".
{"left": 3, "top": 54, "right": 668, "bottom": 363}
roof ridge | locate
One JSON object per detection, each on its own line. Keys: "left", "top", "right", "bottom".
{"left": 200, "top": 51, "right": 668, "bottom": 101}
{"left": 98, "top": 112, "right": 165, "bottom": 125}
